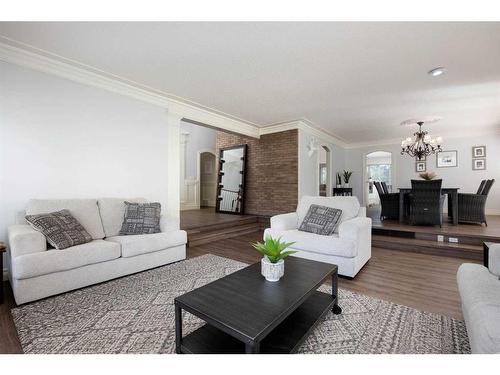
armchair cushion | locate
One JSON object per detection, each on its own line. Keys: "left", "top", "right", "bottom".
{"left": 8, "top": 224, "right": 47, "bottom": 258}
{"left": 298, "top": 205, "right": 342, "bottom": 235}
{"left": 264, "top": 228, "right": 357, "bottom": 258}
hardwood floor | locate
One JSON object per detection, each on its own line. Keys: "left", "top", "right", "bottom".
{"left": 0, "top": 282, "right": 22, "bottom": 353}
{"left": 0, "top": 230, "right": 478, "bottom": 353}
{"left": 180, "top": 207, "right": 253, "bottom": 230}
{"left": 188, "top": 231, "right": 476, "bottom": 320}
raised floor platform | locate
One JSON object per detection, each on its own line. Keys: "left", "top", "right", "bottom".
{"left": 368, "top": 206, "right": 500, "bottom": 260}
{"left": 180, "top": 208, "right": 263, "bottom": 247}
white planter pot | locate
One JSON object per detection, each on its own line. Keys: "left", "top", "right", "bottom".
{"left": 344, "top": 183, "right": 350, "bottom": 188}
{"left": 261, "top": 257, "right": 284, "bottom": 282}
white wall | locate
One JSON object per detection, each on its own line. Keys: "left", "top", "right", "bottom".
{"left": 180, "top": 121, "right": 216, "bottom": 179}
{"left": 0, "top": 62, "right": 173, "bottom": 272}
{"left": 345, "top": 133, "right": 500, "bottom": 213}
{"left": 298, "top": 129, "right": 346, "bottom": 198}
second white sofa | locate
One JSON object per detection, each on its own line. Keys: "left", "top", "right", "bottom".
{"left": 264, "top": 196, "right": 372, "bottom": 278}
{"left": 8, "top": 198, "right": 187, "bottom": 305}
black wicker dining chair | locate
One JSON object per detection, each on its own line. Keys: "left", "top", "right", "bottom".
{"left": 408, "top": 179, "right": 446, "bottom": 227}
{"left": 458, "top": 179, "right": 495, "bottom": 226}
{"left": 375, "top": 181, "right": 400, "bottom": 220}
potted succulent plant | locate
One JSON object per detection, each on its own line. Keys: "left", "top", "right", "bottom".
{"left": 343, "top": 170, "right": 353, "bottom": 188}
{"left": 336, "top": 172, "right": 342, "bottom": 187}
{"left": 252, "top": 236, "right": 296, "bottom": 282}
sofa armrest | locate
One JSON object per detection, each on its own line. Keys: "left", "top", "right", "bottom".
{"left": 160, "top": 215, "right": 179, "bottom": 232}
{"left": 8, "top": 225, "right": 47, "bottom": 258}
{"left": 339, "top": 217, "right": 372, "bottom": 242}
{"left": 488, "top": 244, "right": 500, "bottom": 277}
{"left": 270, "top": 212, "right": 298, "bottom": 231}
{"left": 357, "top": 207, "right": 367, "bottom": 217}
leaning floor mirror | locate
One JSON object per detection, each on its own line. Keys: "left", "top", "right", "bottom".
{"left": 216, "top": 144, "right": 247, "bottom": 214}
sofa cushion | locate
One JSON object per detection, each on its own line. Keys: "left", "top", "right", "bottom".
{"left": 12, "top": 240, "right": 121, "bottom": 279}
{"left": 296, "top": 196, "right": 360, "bottom": 233}
{"left": 457, "top": 263, "right": 500, "bottom": 353}
{"left": 25, "top": 209, "right": 93, "bottom": 250}
{"left": 106, "top": 230, "right": 187, "bottom": 258}
{"left": 264, "top": 228, "right": 357, "bottom": 258}
{"left": 97, "top": 198, "right": 147, "bottom": 238}
{"left": 119, "top": 202, "right": 161, "bottom": 235}
{"left": 26, "top": 199, "right": 105, "bottom": 240}
{"left": 299, "top": 205, "right": 342, "bottom": 235}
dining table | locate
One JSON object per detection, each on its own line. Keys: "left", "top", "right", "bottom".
{"left": 398, "top": 187, "right": 460, "bottom": 225}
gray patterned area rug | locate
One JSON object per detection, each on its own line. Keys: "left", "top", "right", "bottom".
{"left": 11, "top": 254, "right": 470, "bottom": 354}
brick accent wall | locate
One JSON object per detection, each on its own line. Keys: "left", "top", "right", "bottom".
{"left": 216, "top": 129, "right": 298, "bottom": 216}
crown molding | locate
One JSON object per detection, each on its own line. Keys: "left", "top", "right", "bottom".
{"left": 345, "top": 128, "right": 500, "bottom": 149}
{"left": 260, "top": 120, "right": 348, "bottom": 148}
{"left": 0, "top": 37, "right": 260, "bottom": 138}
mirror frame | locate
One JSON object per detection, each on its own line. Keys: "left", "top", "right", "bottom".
{"left": 215, "top": 144, "right": 247, "bottom": 214}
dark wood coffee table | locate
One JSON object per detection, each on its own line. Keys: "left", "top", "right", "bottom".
{"left": 174, "top": 257, "right": 340, "bottom": 354}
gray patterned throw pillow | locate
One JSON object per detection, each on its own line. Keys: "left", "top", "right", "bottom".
{"left": 25, "top": 209, "right": 93, "bottom": 250}
{"left": 298, "top": 204, "right": 343, "bottom": 235}
{"left": 119, "top": 202, "right": 161, "bottom": 235}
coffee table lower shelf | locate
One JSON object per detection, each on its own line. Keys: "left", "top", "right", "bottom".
{"left": 179, "top": 291, "right": 334, "bottom": 354}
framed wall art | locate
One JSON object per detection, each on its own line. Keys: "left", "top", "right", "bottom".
{"left": 472, "top": 158, "right": 486, "bottom": 171}
{"left": 472, "top": 146, "right": 486, "bottom": 158}
{"left": 436, "top": 150, "right": 458, "bottom": 168}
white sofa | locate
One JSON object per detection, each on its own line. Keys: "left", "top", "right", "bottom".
{"left": 457, "top": 244, "right": 500, "bottom": 353}
{"left": 264, "top": 196, "right": 371, "bottom": 278}
{"left": 7, "top": 198, "right": 187, "bottom": 305}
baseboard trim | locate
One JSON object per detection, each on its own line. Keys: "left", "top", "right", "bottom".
{"left": 486, "top": 209, "right": 500, "bottom": 215}
{"left": 181, "top": 203, "right": 200, "bottom": 211}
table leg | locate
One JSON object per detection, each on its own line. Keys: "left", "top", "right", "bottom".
{"left": 447, "top": 194, "right": 452, "bottom": 219}
{"left": 399, "top": 191, "right": 404, "bottom": 223}
{"left": 175, "top": 302, "right": 182, "bottom": 354}
{"left": 331, "top": 270, "right": 342, "bottom": 315}
{"left": 245, "top": 341, "right": 260, "bottom": 354}
{"left": 452, "top": 192, "right": 458, "bottom": 225}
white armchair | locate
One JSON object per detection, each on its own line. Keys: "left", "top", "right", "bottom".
{"left": 264, "top": 196, "right": 372, "bottom": 278}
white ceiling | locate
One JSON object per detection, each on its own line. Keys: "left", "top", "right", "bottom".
{"left": 1, "top": 22, "right": 499, "bottom": 144}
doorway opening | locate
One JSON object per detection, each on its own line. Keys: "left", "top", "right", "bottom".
{"left": 179, "top": 121, "right": 217, "bottom": 212}
{"left": 319, "top": 145, "right": 331, "bottom": 196}
{"left": 199, "top": 151, "right": 217, "bottom": 208}
{"left": 365, "top": 151, "right": 392, "bottom": 210}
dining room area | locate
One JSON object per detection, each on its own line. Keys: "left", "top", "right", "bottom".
{"left": 347, "top": 121, "right": 500, "bottom": 262}
{"left": 369, "top": 176, "right": 499, "bottom": 262}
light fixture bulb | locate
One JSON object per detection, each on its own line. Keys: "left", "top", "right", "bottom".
{"left": 428, "top": 67, "right": 447, "bottom": 77}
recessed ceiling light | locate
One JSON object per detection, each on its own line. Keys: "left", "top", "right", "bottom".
{"left": 428, "top": 67, "right": 447, "bottom": 77}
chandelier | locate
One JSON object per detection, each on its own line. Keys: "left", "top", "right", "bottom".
{"left": 400, "top": 119, "right": 443, "bottom": 159}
